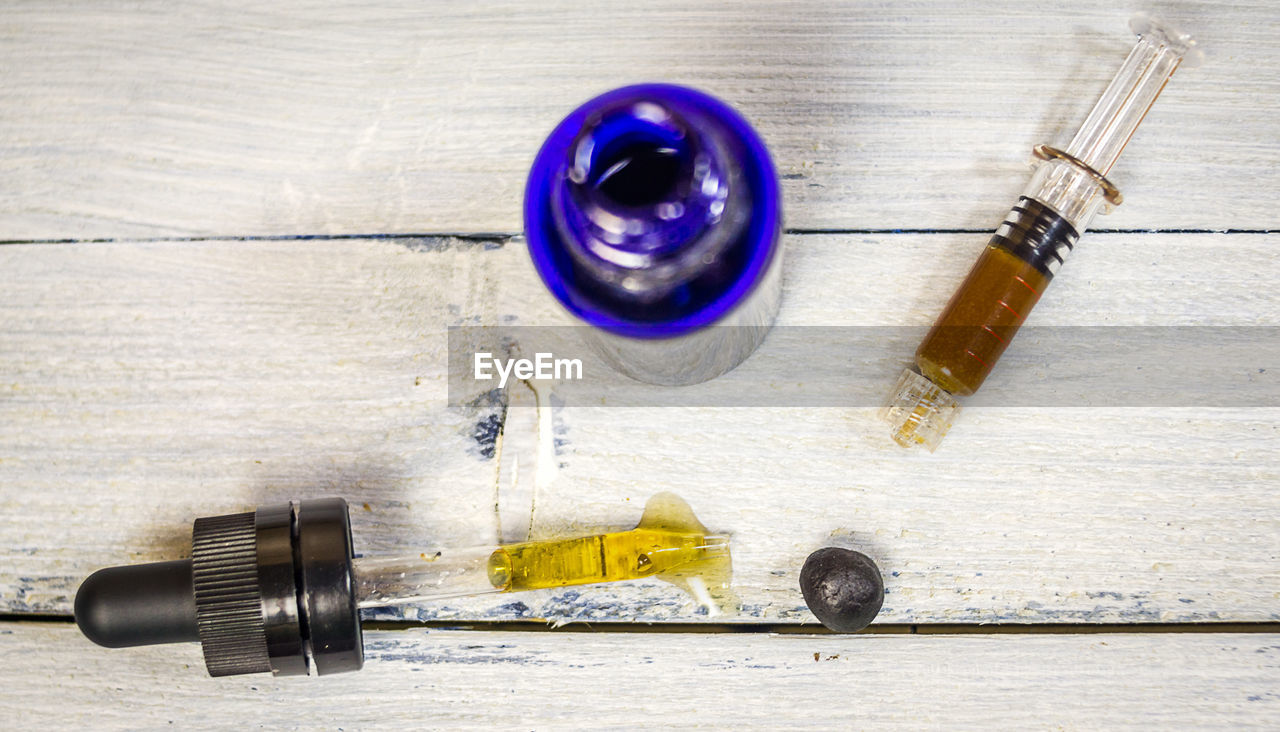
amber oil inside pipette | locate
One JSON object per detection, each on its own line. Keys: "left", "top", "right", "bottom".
{"left": 485, "top": 492, "right": 731, "bottom": 598}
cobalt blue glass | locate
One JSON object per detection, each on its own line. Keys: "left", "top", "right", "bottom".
{"left": 524, "top": 83, "right": 783, "bottom": 385}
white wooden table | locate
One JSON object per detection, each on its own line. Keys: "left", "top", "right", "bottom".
{"left": 2, "top": 1, "right": 1278, "bottom": 727}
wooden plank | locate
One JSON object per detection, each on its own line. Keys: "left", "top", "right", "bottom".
{"left": 1, "top": 1, "right": 1275, "bottom": 239}
{"left": 2, "top": 234, "right": 1276, "bottom": 623}
{"left": 1, "top": 624, "right": 1277, "bottom": 728}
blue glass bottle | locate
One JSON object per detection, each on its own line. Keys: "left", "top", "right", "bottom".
{"left": 524, "top": 84, "right": 783, "bottom": 385}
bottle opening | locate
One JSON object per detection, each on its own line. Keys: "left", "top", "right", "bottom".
{"left": 591, "top": 138, "right": 686, "bottom": 208}
{"left": 561, "top": 101, "right": 735, "bottom": 285}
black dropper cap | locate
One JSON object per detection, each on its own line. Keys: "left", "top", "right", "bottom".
{"left": 75, "top": 497, "right": 363, "bottom": 677}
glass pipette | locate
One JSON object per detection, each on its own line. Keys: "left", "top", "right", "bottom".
{"left": 75, "top": 493, "right": 731, "bottom": 677}
{"left": 354, "top": 491, "right": 733, "bottom": 613}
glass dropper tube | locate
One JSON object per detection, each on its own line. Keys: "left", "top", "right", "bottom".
{"left": 352, "top": 492, "right": 734, "bottom": 612}
{"left": 883, "top": 14, "right": 1202, "bottom": 451}
{"left": 353, "top": 546, "right": 501, "bottom": 608}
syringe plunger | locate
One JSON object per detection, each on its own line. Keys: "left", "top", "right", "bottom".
{"left": 884, "top": 15, "right": 1200, "bottom": 451}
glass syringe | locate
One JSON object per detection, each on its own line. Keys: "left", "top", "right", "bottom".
{"left": 883, "top": 14, "right": 1202, "bottom": 451}
{"left": 74, "top": 493, "right": 732, "bottom": 677}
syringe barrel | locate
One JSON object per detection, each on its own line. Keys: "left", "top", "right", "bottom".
{"left": 885, "top": 16, "right": 1199, "bottom": 450}
{"left": 914, "top": 198, "right": 1069, "bottom": 396}
{"left": 914, "top": 16, "right": 1200, "bottom": 397}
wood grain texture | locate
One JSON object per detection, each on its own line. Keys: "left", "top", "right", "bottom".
{"left": 2, "top": 1, "right": 1277, "bottom": 239}
{"left": 2, "top": 235, "right": 1276, "bottom": 623}
{"left": 1, "top": 624, "right": 1277, "bottom": 728}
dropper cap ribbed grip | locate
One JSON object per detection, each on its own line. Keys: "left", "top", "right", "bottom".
{"left": 191, "top": 511, "right": 273, "bottom": 677}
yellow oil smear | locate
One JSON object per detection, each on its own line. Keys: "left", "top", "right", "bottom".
{"left": 486, "top": 492, "right": 735, "bottom": 614}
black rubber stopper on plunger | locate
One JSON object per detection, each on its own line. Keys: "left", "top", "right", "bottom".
{"left": 74, "top": 497, "right": 362, "bottom": 677}
{"left": 799, "top": 547, "right": 884, "bottom": 632}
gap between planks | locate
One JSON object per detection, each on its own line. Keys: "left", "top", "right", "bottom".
{"left": 3, "top": 228, "right": 1279, "bottom": 246}
{"left": 6, "top": 615, "right": 1280, "bottom": 636}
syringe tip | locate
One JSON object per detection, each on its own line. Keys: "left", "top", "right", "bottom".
{"left": 880, "top": 369, "right": 960, "bottom": 452}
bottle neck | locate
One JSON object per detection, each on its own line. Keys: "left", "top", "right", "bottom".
{"left": 549, "top": 100, "right": 749, "bottom": 305}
